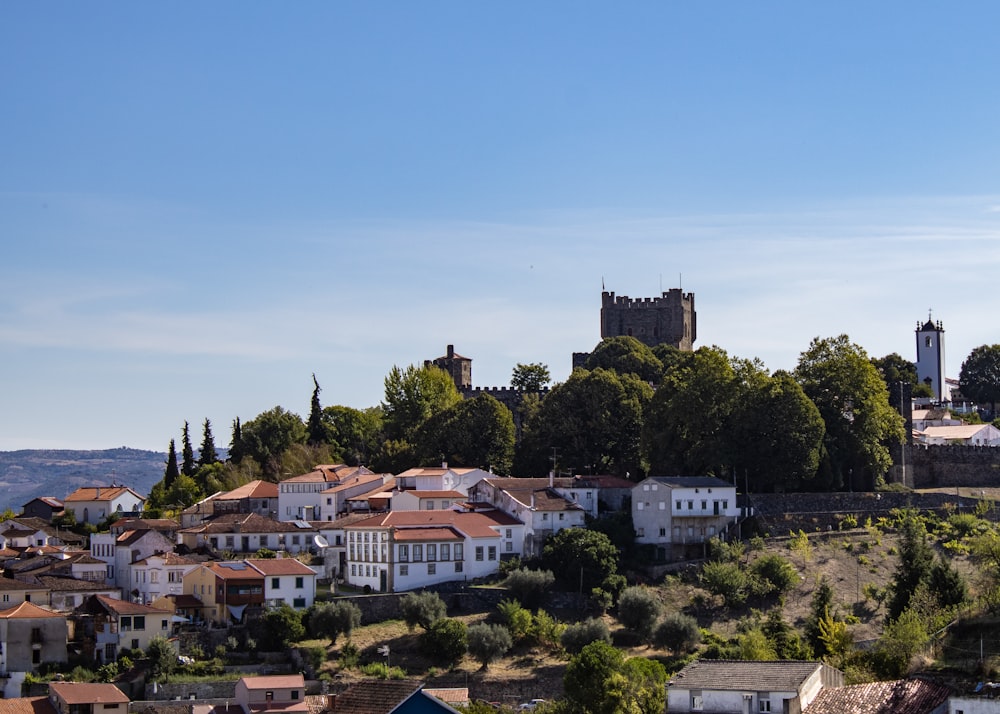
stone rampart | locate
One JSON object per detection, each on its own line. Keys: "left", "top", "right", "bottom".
{"left": 906, "top": 444, "right": 1000, "bottom": 488}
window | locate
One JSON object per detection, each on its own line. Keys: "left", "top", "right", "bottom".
{"left": 676, "top": 500, "right": 682, "bottom": 510}
{"left": 365, "top": 565, "right": 371, "bottom": 577}
{"left": 637, "top": 527, "right": 645, "bottom": 537}
{"left": 428, "top": 563, "right": 436, "bottom": 575}
{"left": 701, "top": 500, "right": 707, "bottom": 510}
{"left": 120, "top": 616, "right": 132, "bottom": 631}
{"left": 659, "top": 528, "right": 666, "bottom": 537}
{"left": 131, "top": 638, "right": 140, "bottom": 650}
{"left": 32, "top": 649, "right": 40, "bottom": 665}
{"left": 295, "top": 577, "right": 304, "bottom": 589}
{"left": 168, "top": 571, "right": 180, "bottom": 583}
{"left": 559, "top": 513, "right": 564, "bottom": 521}
{"left": 226, "top": 536, "right": 234, "bottom": 548}
{"left": 399, "top": 545, "right": 409, "bottom": 562}
{"left": 427, "top": 544, "right": 437, "bottom": 561}
{"left": 488, "top": 546, "right": 496, "bottom": 561}
{"left": 758, "top": 695, "right": 771, "bottom": 712}
{"left": 293, "top": 598, "right": 305, "bottom": 608}
{"left": 637, "top": 502, "right": 644, "bottom": 511}
{"left": 351, "top": 564, "right": 356, "bottom": 576}
{"left": 475, "top": 546, "right": 484, "bottom": 561}
{"left": 506, "top": 542, "right": 513, "bottom": 552}
{"left": 691, "top": 693, "right": 703, "bottom": 711}
{"left": 505, "top": 529, "right": 512, "bottom": 539}
{"left": 292, "top": 535, "right": 301, "bottom": 546}
{"left": 161, "top": 619, "right": 168, "bottom": 630}
{"left": 400, "top": 564, "right": 408, "bottom": 576}
{"left": 926, "top": 336, "right": 933, "bottom": 347}
{"left": 454, "top": 544, "right": 463, "bottom": 560}
{"left": 272, "top": 578, "right": 280, "bottom": 590}
{"left": 542, "top": 513, "right": 549, "bottom": 520}
{"left": 658, "top": 501, "right": 666, "bottom": 510}
{"left": 413, "top": 545, "right": 423, "bottom": 562}
{"left": 723, "top": 500, "right": 729, "bottom": 510}
{"left": 425, "top": 501, "right": 435, "bottom": 510}
{"left": 134, "top": 616, "right": 145, "bottom": 630}
{"left": 440, "top": 544, "right": 450, "bottom": 560}
{"left": 687, "top": 500, "right": 693, "bottom": 510}
{"left": 455, "top": 561, "right": 463, "bottom": 573}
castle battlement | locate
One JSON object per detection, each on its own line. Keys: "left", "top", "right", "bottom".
{"left": 600, "top": 287, "right": 696, "bottom": 350}
{"left": 603, "top": 289, "right": 694, "bottom": 308}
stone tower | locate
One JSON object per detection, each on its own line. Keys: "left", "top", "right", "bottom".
{"left": 426, "top": 344, "right": 472, "bottom": 391}
{"left": 600, "top": 289, "right": 696, "bottom": 350}
{"left": 915, "top": 315, "right": 948, "bottom": 402}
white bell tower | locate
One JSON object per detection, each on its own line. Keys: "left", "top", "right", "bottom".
{"left": 915, "top": 312, "right": 948, "bottom": 403}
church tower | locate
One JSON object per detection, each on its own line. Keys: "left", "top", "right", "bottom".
{"left": 915, "top": 314, "right": 947, "bottom": 403}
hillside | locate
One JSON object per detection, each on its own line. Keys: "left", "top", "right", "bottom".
{"left": 0, "top": 448, "right": 166, "bottom": 511}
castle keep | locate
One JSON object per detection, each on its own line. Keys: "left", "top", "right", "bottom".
{"left": 600, "top": 289, "right": 696, "bottom": 350}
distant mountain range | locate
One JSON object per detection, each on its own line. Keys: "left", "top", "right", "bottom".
{"left": 0, "top": 448, "right": 167, "bottom": 512}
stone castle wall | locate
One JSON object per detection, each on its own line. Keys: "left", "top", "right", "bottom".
{"left": 905, "top": 444, "right": 1000, "bottom": 488}
{"left": 600, "top": 289, "right": 696, "bottom": 350}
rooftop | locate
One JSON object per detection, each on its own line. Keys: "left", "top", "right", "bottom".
{"left": 669, "top": 660, "right": 828, "bottom": 692}
{"left": 48, "top": 682, "right": 129, "bottom": 705}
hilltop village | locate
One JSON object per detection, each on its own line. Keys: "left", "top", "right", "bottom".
{"left": 2, "top": 291, "right": 1000, "bottom": 713}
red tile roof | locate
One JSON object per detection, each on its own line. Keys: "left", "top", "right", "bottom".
{"left": 803, "top": 678, "right": 952, "bottom": 714}
{"left": 48, "top": 682, "right": 129, "bottom": 705}
{"left": 246, "top": 558, "right": 317, "bottom": 576}
{"left": 207, "top": 561, "right": 265, "bottom": 581}
{"left": 348, "top": 510, "right": 518, "bottom": 539}
{"left": 0, "top": 601, "right": 63, "bottom": 619}
{"left": 329, "top": 679, "right": 424, "bottom": 714}
{"left": 90, "top": 594, "right": 171, "bottom": 616}
{"left": 240, "top": 674, "right": 304, "bottom": 690}
{"left": 219, "top": 480, "right": 279, "bottom": 500}
{"left": 63, "top": 486, "right": 143, "bottom": 503}
{"left": 281, "top": 465, "right": 373, "bottom": 485}
{"left": 0, "top": 697, "right": 57, "bottom": 714}
{"left": 393, "top": 527, "right": 463, "bottom": 542}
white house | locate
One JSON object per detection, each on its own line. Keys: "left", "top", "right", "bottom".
{"left": 916, "top": 423, "right": 1000, "bottom": 446}
{"left": 62, "top": 486, "right": 146, "bottom": 526}
{"left": 632, "top": 476, "right": 740, "bottom": 561}
{"left": 175, "top": 513, "right": 318, "bottom": 555}
{"left": 277, "top": 464, "right": 377, "bottom": 521}
{"left": 234, "top": 674, "right": 308, "bottom": 713}
{"left": 128, "top": 553, "right": 199, "bottom": 605}
{"left": 391, "top": 490, "right": 467, "bottom": 512}
{"left": 667, "top": 659, "right": 843, "bottom": 714}
{"left": 343, "top": 509, "right": 522, "bottom": 592}
{"left": 317, "top": 472, "right": 389, "bottom": 522}
{"left": 467, "top": 477, "right": 586, "bottom": 557}
{"left": 395, "top": 465, "right": 491, "bottom": 496}
{"left": 248, "top": 558, "right": 318, "bottom": 610}
{"left": 90, "top": 529, "right": 176, "bottom": 590}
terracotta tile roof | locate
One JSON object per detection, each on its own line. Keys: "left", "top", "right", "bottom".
{"left": 48, "top": 682, "right": 130, "bottom": 704}
{"left": 219, "top": 480, "right": 279, "bottom": 500}
{"left": 647, "top": 476, "right": 734, "bottom": 489}
{"left": 329, "top": 679, "right": 424, "bottom": 714}
{"left": 281, "top": 464, "right": 373, "bottom": 485}
{"left": 423, "top": 687, "right": 469, "bottom": 704}
{"left": 0, "top": 601, "right": 63, "bottom": 619}
{"left": 393, "top": 527, "right": 463, "bottom": 542}
{"left": 179, "top": 513, "right": 305, "bottom": 535}
{"left": 669, "top": 660, "right": 828, "bottom": 692}
{"left": 135, "top": 552, "right": 196, "bottom": 567}
{"left": 348, "top": 510, "right": 518, "bottom": 539}
{"left": 207, "top": 561, "right": 265, "bottom": 581}
{"left": 63, "top": 486, "right": 144, "bottom": 503}
{"left": 573, "top": 474, "right": 636, "bottom": 489}
{"left": 246, "top": 558, "right": 316, "bottom": 576}
{"left": 804, "top": 678, "right": 953, "bottom": 714}
{"left": 116, "top": 529, "right": 168, "bottom": 546}
{"left": 0, "top": 697, "right": 57, "bottom": 714}
{"left": 403, "top": 490, "right": 466, "bottom": 499}
{"left": 89, "top": 594, "right": 171, "bottom": 616}
{"left": 111, "top": 518, "right": 180, "bottom": 532}
{"left": 32, "top": 575, "right": 113, "bottom": 593}
{"left": 240, "top": 674, "right": 305, "bottom": 689}
{"left": 321, "top": 513, "right": 378, "bottom": 529}
{"left": 164, "top": 593, "right": 206, "bottom": 609}
{"left": 320, "top": 473, "right": 386, "bottom": 494}
{"left": 0, "top": 578, "right": 46, "bottom": 592}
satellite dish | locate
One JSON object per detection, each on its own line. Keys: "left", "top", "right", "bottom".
{"left": 313, "top": 535, "right": 329, "bottom": 549}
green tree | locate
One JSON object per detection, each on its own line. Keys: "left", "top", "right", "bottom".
{"left": 146, "top": 636, "right": 176, "bottom": 682}
{"left": 653, "top": 612, "right": 701, "bottom": 654}
{"left": 563, "top": 640, "right": 625, "bottom": 714}
{"left": 503, "top": 568, "right": 556, "bottom": 609}
{"left": 750, "top": 554, "right": 799, "bottom": 597}
{"left": 871, "top": 353, "right": 919, "bottom": 390}
{"left": 870, "top": 607, "right": 929, "bottom": 678}
{"left": 585, "top": 336, "right": 663, "bottom": 383}
{"left": 700, "top": 560, "right": 749, "bottom": 607}
{"left": 518, "top": 368, "right": 650, "bottom": 477}
{"left": 887, "top": 512, "right": 935, "bottom": 620}
{"left": 401, "top": 591, "right": 447, "bottom": 632}
{"left": 642, "top": 346, "right": 737, "bottom": 476}
{"left": 198, "top": 418, "right": 219, "bottom": 467}
{"left": 540, "top": 528, "right": 621, "bottom": 595}
{"left": 795, "top": 335, "right": 904, "bottom": 490}
{"left": 238, "top": 406, "right": 307, "bottom": 480}
{"left": 307, "top": 374, "right": 328, "bottom": 446}
{"left": 259, "top": 603, "right": 305, "bottom": 650}
{"left": 804, "top": 578, "right": 834, "bottom": 656}
{"left": 382, "top": 363, "right": 462, "bottom": 442}
{"left": 960, "top": 344, "right": 1000, "bottom": 416}
{"left": 496, "top": 599, "right": 533, "bottom": 642}
{"left": 511, "top": 362, "right": 551, "bottom": 391}
{"left": 413, "top": 394, "right": 515, "bottom": 474}
{"left": 737, "top": 628, "right": 778, "bottom": 661}
{"left": 617, "top": 586, "right": 661, "bottom": 639}
{"left": 605, "top": 657, "right": 668, "bottom": 714}
{"left": 762, "top": 608, "right": 810, "bottom": 660}
{"left": 181, "top": 421, "right": 196, "bottom": 477}
{"left": 229, "top": 418, "right": 246, "bottom": 464}
{"left": 561, "top": 617, "right": 612, "bottom": 654}
{"left": 466, "top": 623, "right": 512, "bottom": 670}
{"left": 163, "top": 439, "right": 179, "bottom": 489}
{"left": 309, "top": 600, "right": 361, "bottom": 646}
{"left": 421, "top": 617, "right": 468, "bottom": 665}
{"left": 322, "top": 405, "right": 382, "bottom": 466}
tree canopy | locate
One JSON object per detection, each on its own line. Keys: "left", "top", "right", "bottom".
{"left": 511, "top": 362, "right": 551, "bottom": 391}
{"left": 959, "top": 344, "right": 1000, "bottom": 416}
{"left": 585, "top": 336, "right": 663, "bottom": 384}
{"left": 412, "top": 394, "right": 515, "bottom": 474}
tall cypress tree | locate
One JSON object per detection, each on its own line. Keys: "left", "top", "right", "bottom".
{"left": 230, "top": 417, "right": 244, "bottom": 464}
{"left": 199, "top": 418, "right": 219, "bottom": 467}
{"left": 164, "top": 439, "right": 180, "bottom": 489}
{"left": 307, "top": 374, "right": 326, "bottom": 446}
{"left": 181, "top": 421, "right": 196, "bottom": 477}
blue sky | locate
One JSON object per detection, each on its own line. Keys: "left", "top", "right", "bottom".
{"left": 3, "top": 3, "right": 1000, "bottom": 452}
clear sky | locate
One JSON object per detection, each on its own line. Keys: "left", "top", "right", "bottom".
{"left": 3, "top": 3, "right": 1000, "bottom": 452}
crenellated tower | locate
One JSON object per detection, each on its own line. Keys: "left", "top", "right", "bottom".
{"left": 600, "top": 289, "right": 696, "bottom": 350}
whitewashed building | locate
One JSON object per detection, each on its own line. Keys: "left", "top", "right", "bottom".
{"left": 278, "top": 464, "right": 377, "bottom": 521}
{"left": 632, "top": 476, "right": 740, "bottom": 561}
{"left": 344, "top": 509, "right": 522, "bottom": 592}
{"left": 128, "top": 553, "right": 199, "bottom": 605}
{"left": 248, "top": 558, "right": 318, "bottom": 610}
{"left": 62, "top": 486, "right": 146, "bottom": 526}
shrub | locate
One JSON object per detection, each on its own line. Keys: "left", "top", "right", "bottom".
{"left": 503, "top": 568, "right": 555, "bottom": 609}
{"left": 617, "top": 586, "right": 662, "bottom": 639}
{"left": 339, "top": 641, "right": 360, "bottom": 669}
{"left": 420, "top": 618, "right": 468, "bottom": 665}
{"left": 700, "top": 560, "right": 749, "bottom": 607}
{"left": 561, "top": 617, "right": 611, "bottom": 654}
{"left": 497, "top": 599, "right": 532, "bottom": 641}
{"left": 750, "top": 554, "right": 799, "bottom": 596}
{"left": 301, "top": 645, "right": 327, "bottom": 671}
{"left": 309, "top": 600, "right": 362, "bottom": 645}
{"left": 401, "top": 591, "right": 447, "bottom": 632}
{"left": 653, "top": 612, "right": 701, "bottom": 653}
{"left": 360, "top": 662, "right": 407, "bottom": 679}
{"left": 530, "top": 609, "right": 566, "bottom": 650}
{"left": 467, "top": 623, "right": 512, "bottom": 670}
{"left": 257, "top": 604, "right": 305, "bottom": 650}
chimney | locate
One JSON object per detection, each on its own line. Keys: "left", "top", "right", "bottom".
{"left": 530, "top": 492, "right": 535, "bottom": 509}
{"left": 442, "top": 461, "right": 448, "bottom": 470}
{"left": 549, "top": 471, "right": 554, "bottom": 488}
{"left": 447, "top": 344, "right": 454, "bottom": 358}
{"left": 96, "top": 487, "right": 101, "bottom": 499}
